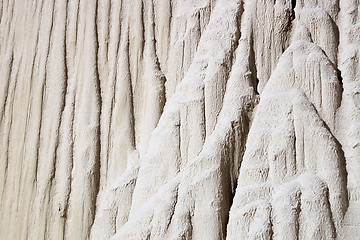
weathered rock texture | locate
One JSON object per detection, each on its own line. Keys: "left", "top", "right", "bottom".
{"left": 0, "top": 0, "right": 359, "bottom": 239}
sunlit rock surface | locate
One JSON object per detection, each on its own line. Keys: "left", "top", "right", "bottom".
{"left": 0, "top": 0, "right": 359, "bottom": 239}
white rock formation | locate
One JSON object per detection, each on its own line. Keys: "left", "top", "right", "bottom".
{"left": 0, "top": 0, "right": 359, "bottom": 239}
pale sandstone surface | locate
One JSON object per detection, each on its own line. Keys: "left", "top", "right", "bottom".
{"left": 0, "top": 0, "right": 359, "bottom": 239}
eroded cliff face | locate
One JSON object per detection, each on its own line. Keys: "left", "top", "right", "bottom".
{"left": 0, "top": 0, "right": 359, "bottom": 239}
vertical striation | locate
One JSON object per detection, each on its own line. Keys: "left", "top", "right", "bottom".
{"left": 0, "top": 0, "right": 359, "bottom": 239}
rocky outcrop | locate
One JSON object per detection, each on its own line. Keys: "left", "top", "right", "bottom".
{"left": 0, "top": 0, "right": 359, "bottom": 239}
